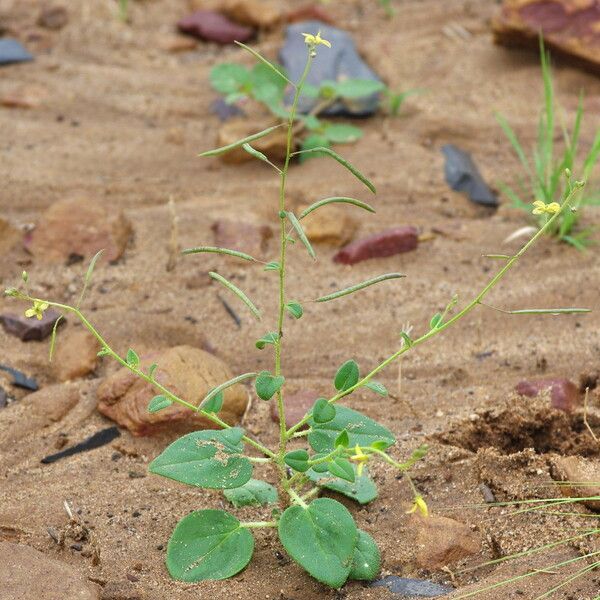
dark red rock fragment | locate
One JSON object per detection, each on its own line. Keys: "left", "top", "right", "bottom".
{"left": 493, "top": 1, "right": 600, "bottom": 73}
{"left": 177, "top": 10, "right": 254, "bottom": 44}
{"left": 270, "top": 390, "right": 316, "bottom": 430}
{"left": 333, "top": 226, "right": 418, "bottom": 265}
{"left": 0, "top": 309, "right": 64, "bottom": 342}
{"left": 515, "top": 377, "right": 580, "bottom": 412}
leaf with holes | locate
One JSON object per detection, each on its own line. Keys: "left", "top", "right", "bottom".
{"left": 278, "top": 498, "right": 358, "bottom": 588}
{"left": 224, "top": 479, "right": 278, "bottom": 508}
{"left": 149, "top": 427, "right": 252, "bottom": 489}
{"left": 308, "top": 406, "right": 395, "bottom": 453}
{"left": 166, "top": 510, "right": 254, "bottom": 581}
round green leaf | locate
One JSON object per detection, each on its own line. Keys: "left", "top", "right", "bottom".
{"left": 255, "top": 332, "right": 278, "bottom": 350}
{"left": 312, "top": 398, "right": 336, "bottom": 424}
{"left": 210, "top": 63, "right": 249, "bottom": 95}
{"left": 284, "top": 449, "right": 310, "bottom": 472}
{"left": 349, "top": 530, "right": 381, "bottom": 581}
{"left": 148, "top": 395, "right": 173, "bottom": 413}
{"left": 255, "top": 371, "right": 285, "bottom": 401}
{"left": 332, "top": 79, "right": 386, "bottom": 99}
{"left": 167, "top": 510, "right": 254, "bottom": 582}
{"left": 307, "top": 465, "right": 378, "bottom": 505}
{"left": 334, "top": 360, "right": 360, "bottom": 392}
{"left": 308, "top": 406, "right": 395, "bottom": 453}
{"left": 278, "top": 498, "right": 358, "bottom": 588}
{"left": 224, "top": 479, "right": 278, "bottom": 508}
{"left": 149, "top": 428, "right": 252, "bottom": 489}
{"left": 328, "top": 457, "right": 354, "bottom": 482}
{"left": 285, "top": 301, "right": 303, "bottom": 319}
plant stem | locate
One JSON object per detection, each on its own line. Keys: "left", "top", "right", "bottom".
{"left": 286, "top": 184, "right": 583, "bottom": 438}
{"left": 274, "top": 50, "right": 314, "bottom": 463}
{"left": 24, "top": 299, "right": 277, "bottom": 459}
{"left": 240, "top": 521, "right": 277, "bottom": 529}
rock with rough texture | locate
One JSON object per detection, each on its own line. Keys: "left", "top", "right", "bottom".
{"left": 553, "top": 455, "right": 600, "bottom": 511}
{"left": 97, "top": 345, "right": 249, "bottom": 436}
{"left": 0, "top": 217, "right": 19, "bottom": 253}
{"left": 370, "top": 575, "right": 453, "bottom": 597}
{"left": 37, "top": 5, "right": 68, "bottom": 30}
{"left": 280, "top": 21, "right": 383, "bottom": 116}
{"left": 0, "top": 309, "right": 64, "bottom": 342}
{"left": 28, "top": 383, "right": 80, "bottom": 423}
{"left": 177, "top": 10, "right": 254, "bottom": 44}
{"left": 222, "top": 0, "right": 281, "bottom": 28}
{"left": 1, "top": 83, "right": 48, "bottom": 108}
{"left": 515, "top": 377, "right": 580, "bottom": 412}
{"left": 212, "top": 219, "right": 272, "bottom": 259}
{"left": 270, "top": 390, "right": 316, "bottom": 429}
{"left": 493, "top": 0, "right": 600, "bottom": 73}
{"left": 0, "top": 541, "right": 101, "bottom": 600}
{"left": 334, "top": 226, "right": 418, "bottom": 264}
{"left": 286, "top": 4, "right": 335, "bottom": 25}
{"left": 24, "top": 198, "right": 132, "bottom": 264}
{"left": 410, "top": 514, "right": 481, "bottom": 569}
{"left": 54, "top": 328, "right": 99, "bottom": 381}
{"left": 216, "top": 119, "right": 288, "bottom": 163}
{"left": 442, "top": 145, "right": 498, "bottom": 207}
{"left": 0, "top": 39, "right": 33, "bottom": 66}
{"left": 302, "top": 204, "right": 358, "bottom": 246}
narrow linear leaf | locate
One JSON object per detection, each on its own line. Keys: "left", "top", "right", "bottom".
{"left": 148, "top": 395, "right": 173, "bottom": 413}
{"left": 286, "top": 211, "right": 316, "bottom": 260}
{"left": 201, "top": 391, "right": 223, "bottom": 414}
{"left": 77, "top": 249, "right": 104, "bottom": 308}
{"left": 316, "top": 273, "right": 405, "bottom": 303}
{"left": 264, "top": 261, "right": 280, "bottom": 272}
{"left": 293, "top": 146, "right": 376, "bottom": 193}
{"left": 209, "top": 272, "right": 261, "bottom": 321}
{"left": 200, "top": 372, "right": 257, "bottom": 411}
{"left": 400, "top": 331, "right": 413, "bottom": 348}
{"left": 242, "top": 143, "right": 280, "bottom": 171}
{"left": 199, "top": 124, "right": 283, "bottom": 157}
{"left": 493, "top": 307, "right": 591, "bottom": 315}
{"left": 299, "top": 197, "right": 375, "bottom": 220}
{"left": 234, "top": 41, "right": 294, "bottom": 86}
{"left": 148, "top": 363, "right": 158, "bottom": 379}
{"left": 182, "top": 246, "right": 256, "bottom": 262}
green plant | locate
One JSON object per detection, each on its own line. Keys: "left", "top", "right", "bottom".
{"left": 4, "top": 33, "right": 591, "bottom": 589}
{"left": 497, "top": 38, "right": 600, "bottom": 249}
{"left": 210, "top": 42, "right": 418, "bottom": 159}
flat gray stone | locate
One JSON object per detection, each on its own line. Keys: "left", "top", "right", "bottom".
{"left": 279, "top": 21, "right": 382, "bottom": 116}
{"left": 370, "top": 575, "right": 453, "bottom": 597}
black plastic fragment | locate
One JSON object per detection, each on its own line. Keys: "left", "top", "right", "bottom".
{"left": 442, "top": 144, "right": 498, "bottom": 207}
{"left": 41, "top": 426, "right": 121, "bottom": 464}
{"left": 0, "top": 364, "right": 38, "bottom": 391}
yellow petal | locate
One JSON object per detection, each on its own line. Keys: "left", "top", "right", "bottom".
{"left": 546, "top": 202, "right": 560, "bottom": 214}
{"left": 532, "top": 200, "right": 545, "bottom": 208}
{"left": 24, "top": 309, "right": 35, "bottom": 318}
{"left": 532, "top": 207, "right": 544, "bottom": 215}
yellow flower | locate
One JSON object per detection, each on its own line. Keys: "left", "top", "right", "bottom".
{"left": 532, "top": 200, "right": 560, "bottom": 215}
{"left": 301, "top": 30, "right": 331, "bottom": 49}
{"left": 25, "top": 300, "right": 49, "bottom": 320}
{"left": 406, "top": 495, "right": 429, "bottom": 518}
{"left": 349, "top": 444, "right": 369, "bottom": 477}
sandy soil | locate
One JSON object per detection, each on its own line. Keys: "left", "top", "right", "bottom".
{"left": 1, "top": 1, "right": 600, "bottom": 598}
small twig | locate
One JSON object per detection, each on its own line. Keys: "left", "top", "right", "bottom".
{"left": 218, "top": 294, "right": 242, "bottom": 328}
{"left": 583, "top": 387, "right": 599, "bottom": 444}
{"left": 166, "top": 196, "right": 179, "bottom": 272}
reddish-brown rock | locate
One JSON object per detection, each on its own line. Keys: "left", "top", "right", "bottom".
{"left": 97, "top": 346, "right": 248, "bottom": 436}
{"left": 0, "top": 309, "right": 64, "bottom": 342}
{"left": 0, "top": 218, "right": 19, "bottom": 253}
{"left": 216, "top": 119, "right": 288, "bottom": 164}
{"left": 222, "top": 0, "right": 281, "bottom": 28}
{"left": 0, "top": 84, "right": 47, "bottom": 109}
{"left": 553, "top": 455, "right": 600, "bottom": 511}
{"left": 515, "top": 378, "right": 580, "bottom": 412}
{"left": 212, "top": 219, "right": 272, "bottom": 260}
{"left": 24, "top": 198, "right": 132, "bottom": 264}
{"left": 270, "top": 390, "right": 316, "bottom": 429}
{"left": 0, "top": 542, "right": 101, "bottom": 600}
{"left": 53, "top": 328, "right": 99, "bottom": 381}
{"left": 333, "top": 226, "right": 418, "bottom": 265}
{"left": 493, "top": 0, "right": 600, "bottom": 72}
{"left": 37, "top": 5, "right": 68, "bottom": 30}
{"left": 409, "top": 514, "right": 481, "bottom": 569}
{"left": 285, "top": 4, "right": 335, "bottom": 25}
{"left": 177, "top": 10, "right": 254, "bottom": 44}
